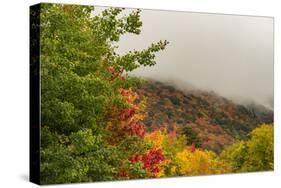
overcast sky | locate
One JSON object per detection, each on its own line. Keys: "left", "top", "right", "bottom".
{"left": 96, "top": 7, "right": 274, "bottom": 109}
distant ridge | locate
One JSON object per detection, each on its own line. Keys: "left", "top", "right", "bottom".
{"left": 136, "top": 80, "right": 273, "bottom": 153}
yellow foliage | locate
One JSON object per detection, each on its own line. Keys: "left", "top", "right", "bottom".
{"left": 220, "top": 124, "right": 273, "bottom": 172}
{"left": 144, "top": 130, "right": 165, "bottom": 149}
{"left": 175, "top": 147, "right": 231, "bottom": 176}
{"left": 144, "top": 129, "right": 233, "bottom": 177}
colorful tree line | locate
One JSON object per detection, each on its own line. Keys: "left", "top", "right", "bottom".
{"left": 39, "top": 4, "right": 274, "bottom": 185}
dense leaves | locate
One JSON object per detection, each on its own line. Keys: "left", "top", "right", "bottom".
{"left": 40, "top": 4, "right": 167, "bottom": 184}
{"left": 175, "top": 148, "right": 231, "bottom": 175}
{"left": 221, "top": 124, "right": 274, "bottom": 172}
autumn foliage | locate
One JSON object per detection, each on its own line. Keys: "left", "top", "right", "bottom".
{"left": 38, "top": 4, "right": 274, "bottom": 185}
{"left": 129, "top": 148, "right": 165, "bottom": 177}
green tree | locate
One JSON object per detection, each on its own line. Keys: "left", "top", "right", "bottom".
{"left": 39, "top": 4, "right": 168, "bottom": 184}
{"left": 220, "top": 124, "right": 273, "bottom": 172}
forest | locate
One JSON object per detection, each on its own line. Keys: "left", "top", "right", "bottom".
{"left": 38, "top": 4, "right": 274, "bottom": 184}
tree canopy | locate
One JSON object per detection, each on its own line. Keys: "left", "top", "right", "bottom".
{"left": 220, "top": 124, "right": 274, "bottom": 172}
{"left": 40, "top": 4, "right": 168, "bottom": 184}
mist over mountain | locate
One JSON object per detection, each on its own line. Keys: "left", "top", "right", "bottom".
{"left": 135, "top": 75, "right": 274, "bottom": 110}
{"left": 114, "top": 9, "right": 274, "bottom": 110}
{"left": 93, "top": 7, "right": 274, "bottom": 109}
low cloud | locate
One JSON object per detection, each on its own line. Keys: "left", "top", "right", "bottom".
{"left": 114, "top": 9, "right": 274, "bottom": 109}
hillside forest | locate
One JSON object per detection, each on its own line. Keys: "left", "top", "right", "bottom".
{"left": 37, "top": 4, "right": 274, "bottom": 184}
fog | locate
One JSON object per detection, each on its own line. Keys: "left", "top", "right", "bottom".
{"left": 96, "top": 7, "right": 274, "bottom": 109}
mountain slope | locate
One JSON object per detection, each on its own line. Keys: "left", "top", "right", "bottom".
{"left": 136, "top": 80, "right": 273, "bottom": 153}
